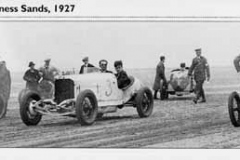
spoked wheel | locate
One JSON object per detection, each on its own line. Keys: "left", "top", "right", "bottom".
{"left": 228, "top": 91, "right": 240, "bottom": 127}
{"left": 0, "top": 96, "right": 7, "bottom": 119}
{"left": 135, "top": 87, "right": 154, "bottom": 118}
{"left": 20, "top": 91, "right": 42, "bottom": 126}
{"left": 76, "top": 90, "right": 98, "bottom": 125}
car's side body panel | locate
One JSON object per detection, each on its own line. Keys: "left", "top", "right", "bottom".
{"left": 64, "top": 73, "right": 144, "bottom": 107}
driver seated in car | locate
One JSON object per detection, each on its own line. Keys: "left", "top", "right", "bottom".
{"left": 99, "top": 59, "right": 113, "bottom": 73}
{"left": 114, "top": 60, "right": 131, "bottom": 89}
{"left": 171, "top": 63, "right": 188, "bottom": 72}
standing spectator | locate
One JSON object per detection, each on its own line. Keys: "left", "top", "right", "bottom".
{"left": 79, "top": 56, "right": 94, "bottom": 74}
{"left": 0, "top": 57, "right": 11, "bottom": 119}
{"left": 234, "top": 54, "right": 240, "bottom": 73}
{"left": 188, "top": 48, "right": 210, "bottom": 104}
{"left": 23, "top": 61, "right": 41, "bottom": 91}
{"left": 39, "top": 58, "right": 60, "bottom": 98}
{"left": 153, "top": 56, "right": 167, "bottom": 99}
{"left": 39, "top": 58, "right": 60, "bottom": 83}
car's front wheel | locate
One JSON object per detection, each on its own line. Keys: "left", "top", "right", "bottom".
{"left": 76, "top": 90, "right": 98, "bottom": 125}
{"left": 135, "top": 87, "right": 154, "bottom": 118}
{"left": 20, "top": 91, "right": 42, "bottom": 126}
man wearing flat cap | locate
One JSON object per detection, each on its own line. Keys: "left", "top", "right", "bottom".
{"left": 99, "top": 59, "right": 112, "bottom": 73}
{"left": 39, "top": 58, "right": 60, "bottom": 83}
{"left": 188, "top": 48, "right": 210, "bottom": 104}
{"left": 23, "top": 61, "right": 41, "bottom": 91}
{"left": 79, "top": 56, "right": 95, "bottom": 74}
{"left": 0, "top": 57, "right": 11, "bottom": 118}
{"left": 39, "top": 58, "right": 60, "bottom": 98}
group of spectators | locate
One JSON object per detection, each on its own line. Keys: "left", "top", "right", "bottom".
{"left": 23, "top": 58, "right": 59, "bottom": 92}
{"left": 23, "top": 49, "right": 212, "bottom": 104}
{"left": 23, "top": 56, "right": 132, "bottom": 94}
{"left": 17, "top": 49, "right": 240, "bottom": 105}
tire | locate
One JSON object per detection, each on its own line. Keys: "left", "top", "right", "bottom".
{"left": 0, "top": 95, "right": 7, "bottom": 119}
{"left": 18, "top": 89, "right": 28, "bottom": 104}
{"left": 75, "top": 90, "right": 98, "bottom": 125}
{"left": 20, "top": 91, "right": 42, "bottom": 126}
{"left": 228, "top": 91, "right": 240, "bottom": 127}
{"left": 135, "top": 87, "right": 154, "bottom": 118}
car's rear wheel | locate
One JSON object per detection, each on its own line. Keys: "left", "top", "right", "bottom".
{"left": 228, "top": 91, "right": 240, "bottom": 127}
{"left": 20, "top": 91, "right": 42, "bottom": 126}
{"left": 135, "top": 87, "right": 154, "bottom": 117}
{"left": 0, "top": 95, "right": 7, "bottom": 119}
{"left": 76, "top": 90, "right": 98, "bottom": 125}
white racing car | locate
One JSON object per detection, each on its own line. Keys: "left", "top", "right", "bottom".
{"left": 19, "top": 72, "right": 154, "bottom": 126}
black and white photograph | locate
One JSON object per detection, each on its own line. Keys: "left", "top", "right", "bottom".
{"left": 1, "top": 0, "right": 240, "bottom": 159}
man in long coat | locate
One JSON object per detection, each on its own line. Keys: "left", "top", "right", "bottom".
{"left": 0, "top": 59, "right": 11, "bottom": 119}
{"left": 153, "top": 56, "right": 167, "bottom": 99}
{"left": 188, "top": 48, "right": 210, "bottom": 104}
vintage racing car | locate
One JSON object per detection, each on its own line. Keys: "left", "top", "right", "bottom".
{"left": 160, "top": 68, "right": 195, "bottom": 100}
{"left": 19, "top": 72, "right": 154, "bottom": 126}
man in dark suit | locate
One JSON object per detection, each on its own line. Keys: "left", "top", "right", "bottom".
{"left": 23, "top": 61, "right": 41, "bottom": 91}
{"left": 188, "top": 48, "right": 210, "bottom": 104}
{"left": 153, "top": 56, "right": 167, "bottom": 99}
{"left": 79, "top": 56, "right": 95, "bottom": 74}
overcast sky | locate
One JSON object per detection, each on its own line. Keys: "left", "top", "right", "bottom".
{"left": 1, "top": 0, "right": 240, "bottom": 71}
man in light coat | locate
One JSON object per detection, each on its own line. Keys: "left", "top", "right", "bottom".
{"left": 39, "top": 58, "right": 60, "bottom": 98}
